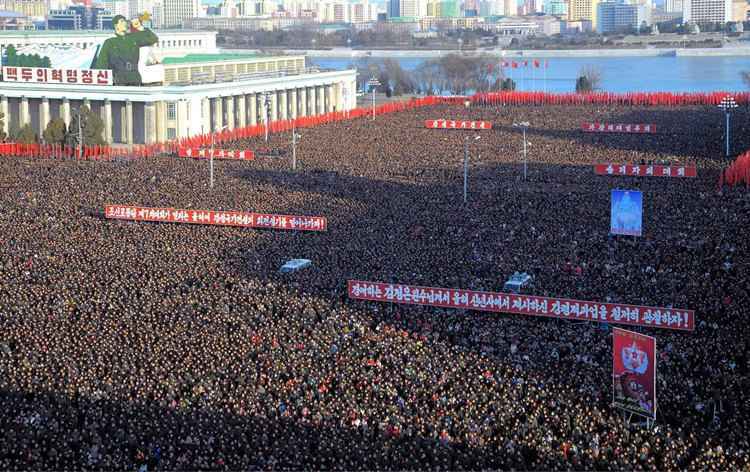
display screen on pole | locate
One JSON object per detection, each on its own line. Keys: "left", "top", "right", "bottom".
{"left": 613, "top": 328, "right": 656, "bottom": 420}
{"left": 610, "top": 190, "right": 643, "bottom": 236}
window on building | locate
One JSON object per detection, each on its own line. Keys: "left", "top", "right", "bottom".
{"left": 167, "top": 128, "right": 176, "bottom": 140}
{"left": 167, "top": 102, "right": 177, "bottom": 120}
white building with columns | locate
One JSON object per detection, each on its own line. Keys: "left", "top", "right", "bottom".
{"left": 0, "top": 52, "right": 357, "bottom": 145}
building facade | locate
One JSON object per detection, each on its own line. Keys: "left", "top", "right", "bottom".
{"left": 163, "top": 0, "right": 200, "bottom": 27}
{"left": 569, "top": 0, "right": 600, "bottom": 28}
{"left": 47, "top": 6, "right": 115, "bottom": 30}
{"left": 683, "top": 0, "right": 731, "bottom": 23}
{"left": 597, "top": 0, "right": 651, "bottom": 33}
{"left": 1, "top": 55, "right": 357, "bottom": 145}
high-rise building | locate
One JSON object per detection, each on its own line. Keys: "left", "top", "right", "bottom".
{"left": 569, "top": 0, "right": 600, "bottom": 28}
{"left": 48, "top": 5, "right": 114, "bottom": 29}
{"left": 0, "top": 0, "right": 48, "bottom": 17}
{"left": 682, "top": 0, "right": 730, "bottom": 23}
{"left": 731, "top": 0, "right": 748, "bottom": 20}
{"left": 545, "top": 0, "right": 568, "bottom": 15}
{"left": 503, "top": 0, "right": 516, "bottom": 15}
{"left": 597, "top": 0, "right": 651, "bottom": 32}
{"left": 664, "top": 0, "right": 683, "bottom": 12}
{"left": 162, "top": 0, "right": 198, "bottom": 27}
{"left": 388, "top": 0, "right": 400, "bottom": 16}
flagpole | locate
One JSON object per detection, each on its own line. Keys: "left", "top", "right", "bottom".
{"left": 532, "top": 59, "right": 535, "bottom": 92}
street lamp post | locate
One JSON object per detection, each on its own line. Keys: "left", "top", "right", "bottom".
{"left": 367, "top": 77, "right": 381, "bottom": 121}
{"left": 210, "top": 124, "right": 229, "bottom": 189}
{"left": 262, "top": 92, "right": 272, "bottom": 143}
{"left": 718, "top": 95, "right": 738, "bottom": 158}
{"left": 463, "top": 135, "right": 481, "bottom": 203}
{"left": 291, "top": 125, "right": 302, "bottom": 171}
{"left": 513, "top": 121, "right": 530, "bottom": 181}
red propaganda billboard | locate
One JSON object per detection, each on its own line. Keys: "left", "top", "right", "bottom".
{"left": 177, "top": 148, "right": 254, "bottom": 160}
{"left": 104, "top": 205, "right": 326, "bottom": 231}
{"left": 425, "top": 120, "right": 493, "bottom": 130}
{"left": 348, "top": 280, "right": 694, "bottom": 331}
{"left": 595, "top": 164, "right": 696, "bottom": 178}
{"left": 613, "top": 328, "right": 657, "bottom": 419}
{"left": 582, "top": 123, "right": 656, "bottom": 134}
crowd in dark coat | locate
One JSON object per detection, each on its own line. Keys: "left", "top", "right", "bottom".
{"left": 0, "top": 104, "right": 748, "bottom": 471}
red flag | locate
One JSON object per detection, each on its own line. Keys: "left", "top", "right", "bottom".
{"left": 512, "top": 61, "right": 518, "bottom": 69}
{"left": 523, "top": 61, "right": 528, "bottom": 67}
{"left": 533, "top": 60, "right": 540, "bottom": 68}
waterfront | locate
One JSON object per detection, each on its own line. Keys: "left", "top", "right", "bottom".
{"left": 309, "top": 53, "right": 750, "bottom": 93}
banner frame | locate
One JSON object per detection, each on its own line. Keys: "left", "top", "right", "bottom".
{"left": 612, "top": 327, "right": 657, "bottom": 421}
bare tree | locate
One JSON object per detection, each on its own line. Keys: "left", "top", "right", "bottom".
{"left": 578, "top": 65, "right": 602, "bottom": 92}
{"left": 742, "top": 71, "right": 750, "bottom": 89}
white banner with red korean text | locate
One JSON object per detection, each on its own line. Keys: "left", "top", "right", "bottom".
{"left": 2, "top": 66, "right": 112, "bottom": 86}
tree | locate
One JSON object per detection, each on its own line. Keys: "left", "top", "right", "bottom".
{"left": 65, "top": 106, "right": 104, "bottom": 148}
{"left": 43, "top": 118, "right": 67, "bottom": 145}
{"left": 11, "top": 123, "right": 37, "bottom": 144}
{"left": 742, "top": 71, "right": 750, "bottom": 88}
{"left": 576, "top": 65, "right": 601, "bottom": 93}
{"left": 501, "top": 78, "right": 516, "bottom": 91}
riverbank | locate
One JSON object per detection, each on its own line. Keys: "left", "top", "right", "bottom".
{"left": 250, "top": 46, "right": 750, "bottom": 58}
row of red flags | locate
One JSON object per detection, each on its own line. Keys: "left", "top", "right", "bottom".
{"left": 719, "top": 150, "right": 750, "bottom": 189}
{"left": 0, "top": 92, "right": 748, "bottom": 161}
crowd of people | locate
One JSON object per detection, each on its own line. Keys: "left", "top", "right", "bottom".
{"left": 1, "top": 103, "right": 748, "bottom": 470}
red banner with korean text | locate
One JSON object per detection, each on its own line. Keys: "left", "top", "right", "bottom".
{"left": 582, "top": 123, "right": 656, "bottom": 134}
{"left": 595, "top": 164, "right": 697, "bottom": 178}
{"left": 177, "top": 148, "right": 254, "bottom": 160}
{"left": 348, "top": 280, "right": 694, "bottom": 331}
{"left": 104, "top": 205, "right": 326, "bottom": 231}
{"left": 425, "top": 120, "right": 493, "bottom": 130}
{"left": 613, "top": 328, "right": 657, "bottom": 419}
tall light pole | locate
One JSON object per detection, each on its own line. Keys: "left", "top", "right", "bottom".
{"left": 262, "top": 92, "right": 272, "bottom": 143}
{"left": 367, "top": 76, "right": 380, "bottom": 121}
{"left": 718, "top": 95, "right": 738, "bottom": 158}
{"left": 513, "top": 121, "right": 530, "bottom": 181}
{"left": 210, "top": 124, "right": 229, "bottom": 190}
{"left": 464, "top": 135, "right": 480, "bottom": 203}
{"left": 291, "top": 125, "right": 302, "bottom": 171}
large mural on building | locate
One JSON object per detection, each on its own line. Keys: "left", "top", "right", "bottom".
{"left": 1, "top": 14, "right": 163, "bottom": 86}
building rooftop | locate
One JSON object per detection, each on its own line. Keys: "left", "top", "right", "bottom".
{"left": 162, "top": 53, "right": 268, "bottom": 65}
{"left": 0, "top": 29, "right": 213, "bottom": 36}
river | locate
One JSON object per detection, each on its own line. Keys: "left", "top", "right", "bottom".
{"left": 308, "top": 54, "right": 750, "bottom": 93}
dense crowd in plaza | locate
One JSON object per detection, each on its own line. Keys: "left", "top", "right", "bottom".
{"left": 0, "top": 104, "right": 748, "bottom": 470}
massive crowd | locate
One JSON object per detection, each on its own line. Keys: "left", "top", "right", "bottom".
{"left": 0, "top": 104, "right": 748, "bottom": 470}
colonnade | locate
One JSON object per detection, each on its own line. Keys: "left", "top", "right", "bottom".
{"left": 0, "top": 80, "right": 356, "bottom": 145}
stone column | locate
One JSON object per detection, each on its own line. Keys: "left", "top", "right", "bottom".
{"left": 212, "top": 97, "right": 223, "bottom": 132}
{"left": 299, "top": 88, "right": 307, "bottom": 117}
{"left": 61, "top": 98, "right": 71, "bottom": 128}
{"left": 176, "top": 99, "right": 189, "bottom": 139}
{"left": 326, "top": 84, "right": 334, "bottom": 113}
{"left": 156, "top": 101, "right": 167, "bottom": 143}
{"left": 269, "top": 92, "right": 278, "bottom": 122}
{"left": 249, "top": 94, "right": 257, "bottom": 126}
{"left": 144, "top": 102, "right": 157, "bottom": 144}
{"left": 317, "top": 86, "right": 325, "bottom": 115}
{"left": 201, "top": 97, "right": 211, "bottom": 134}
{"left": 0, "top": 96, "right": 8, "bottom": 136}
{"left": 19, "top": 96, "right": 30, "bottom": 127}
{"left": 40, "top": 97, "right": 50, "bottom": 137}
{"left": 236, "top": 95, "right": 246, "bottom": 128}
{"left": 279, "top": 90, "right": 287, "bottom": 120}
{"left": 225, "top": 96, "right": 235, "bottom": 130}
{"left": 289, "top": 89, "right": 298, "bottom": 120}
{"left": 123, "top": 100, "right": 133, "bottom": 145}
{"left": 101, "top": 99, "right": 112, "bottom": 144}
{"left": 83, "top": 98, "right": 91, "bottom": 111}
